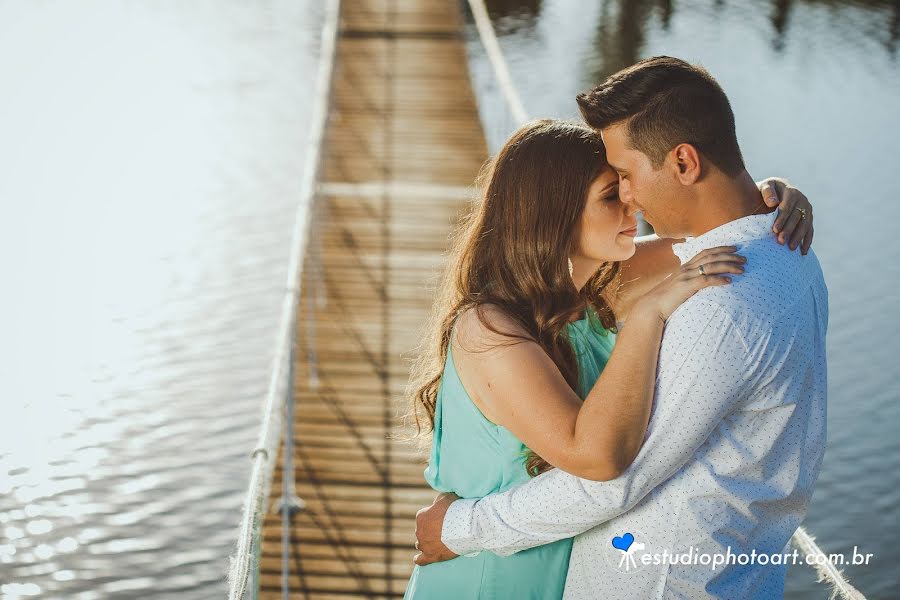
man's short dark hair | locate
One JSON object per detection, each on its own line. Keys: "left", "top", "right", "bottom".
{"left": 577, "top": 56, "right": 745, "bottom": 176}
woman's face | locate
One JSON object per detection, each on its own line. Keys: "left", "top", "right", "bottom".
{"left": 572, "top": 167, "right": 639, "bottom": 266}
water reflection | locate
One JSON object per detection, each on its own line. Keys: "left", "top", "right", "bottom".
{"left": 471, "top": 1, "right": 900, "bottom": 599}
{"left": 590, "top": 0, "right": 672, "bottom": 79}
{"left": 482, "top": 0, "right": 900, "bottom": 82}
{"left": 0, "top": 0, "right": 325, "bottom": 597}
{"left": 483, "top": 0, "right": 543, "bottom": 31}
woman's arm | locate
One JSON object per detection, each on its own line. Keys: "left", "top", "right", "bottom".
{"left": 454, "top": 303, "right": 662, "bottom": 481}
{"left": 452, "top": 247, "right": 745, "bottom": 482}
{"left": 607, "top": 178, "right": 814, "bottom": 321}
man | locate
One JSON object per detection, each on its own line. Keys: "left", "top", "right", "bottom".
{"left": 413, "top": 56, "right": 828, "bottom": 599}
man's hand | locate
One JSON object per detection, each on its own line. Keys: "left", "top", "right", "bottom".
{"left": 413, "top": 492, "right": 461, "bottom": 566}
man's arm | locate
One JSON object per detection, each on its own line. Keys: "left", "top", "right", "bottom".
{"left": 439, "top": 299, "right": 755, "bottom": 557}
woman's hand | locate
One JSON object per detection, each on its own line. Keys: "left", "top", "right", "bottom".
{"left": 633, "top": 246, "right": 746, "bottom": 323}
{"left": 758, "top": 177, "right": 814, "bottom": 255}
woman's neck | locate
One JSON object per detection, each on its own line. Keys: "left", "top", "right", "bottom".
{"left": 570, "top": 256, "right": 601, "bottom": 292}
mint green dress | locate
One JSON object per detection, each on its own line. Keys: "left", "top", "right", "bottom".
{"left": 403, "top": 307, "right": 617, "bottom": 600}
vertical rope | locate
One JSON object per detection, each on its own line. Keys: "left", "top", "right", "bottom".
{"left": 226, "top": 0, "right": 341, "bottom": 597}
{"left": 281, "top": 349, "right": 292, "bottom": 599}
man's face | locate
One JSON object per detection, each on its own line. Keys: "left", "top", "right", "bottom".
{"left": 601, "top": 123, "right": 680, "bottom": 237}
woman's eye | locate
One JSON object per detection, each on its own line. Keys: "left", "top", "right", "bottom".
{"left": 603, "top": 190, "right": 620, "bottom": 202}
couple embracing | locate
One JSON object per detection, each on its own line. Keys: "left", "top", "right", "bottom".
{"left": 402, "top": 56, "right": 827, "bottom": 600}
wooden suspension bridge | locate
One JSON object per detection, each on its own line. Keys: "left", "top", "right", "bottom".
{"left": 258, "top": 0, "right": 485, "bottom": 597}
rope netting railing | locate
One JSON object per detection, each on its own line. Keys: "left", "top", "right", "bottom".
{"left": 464, "top": 0, "right": 866, "bottom": 598}
{"left": 225, "top": 0, "right": 341, "bottom": 598}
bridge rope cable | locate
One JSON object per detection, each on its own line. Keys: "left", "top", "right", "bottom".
{"left": 225, "top": 0, "right": 341, "bottom": 598}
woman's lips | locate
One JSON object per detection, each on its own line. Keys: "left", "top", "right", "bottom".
{"left": 619, "top": 227, "right": 638, "bottom": 237}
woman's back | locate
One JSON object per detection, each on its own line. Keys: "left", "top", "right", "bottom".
{"left": 403, "top": 307, "right": 616, "bottom": 600}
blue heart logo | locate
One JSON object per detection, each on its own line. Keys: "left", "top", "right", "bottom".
{"left": 611, "top": 532, "right": 634, "bottom": 552}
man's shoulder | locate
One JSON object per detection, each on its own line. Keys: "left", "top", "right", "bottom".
{"left": 680, "top": 239, "right": 825, "bottom": 326}
{"left": 663, "top": 294, "right": 751, "bottom": 354}
{"left": 657, "top": 242, "right": 828, "bottom": 382}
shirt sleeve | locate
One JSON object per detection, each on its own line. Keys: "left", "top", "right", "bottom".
{"left": 441, "top": 299, "right": 754, "bottom": 557}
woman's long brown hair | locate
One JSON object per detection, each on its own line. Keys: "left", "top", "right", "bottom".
{"left": 401, "top": 119, "right": 621, "bottom": 477}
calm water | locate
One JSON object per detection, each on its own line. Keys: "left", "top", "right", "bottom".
{"left": 0, "top": 1, "right": 325, "bottom": 597}
{"left": 466, "top": 1, "right": 900, "bottom": 598}
{"left": 1, "top": 1, "right": 898, "bottom": 599}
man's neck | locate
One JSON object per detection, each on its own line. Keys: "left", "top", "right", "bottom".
{"left": 688, "top": 170, "right": 776, "bottom": 238}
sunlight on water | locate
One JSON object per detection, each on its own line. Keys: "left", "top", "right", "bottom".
{"left": 1, "top": 0, "right": 324, "bottom": 597}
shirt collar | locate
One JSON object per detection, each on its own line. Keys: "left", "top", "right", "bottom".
{"left": 671, "top": 211, "right": 778, "bottom": 265}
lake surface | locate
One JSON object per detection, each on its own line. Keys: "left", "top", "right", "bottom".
{"left": 0, "top": 1, "right": 325, "bottom": 597}
{"left": 465, "top": 1, "right": 900, "bottom": 598}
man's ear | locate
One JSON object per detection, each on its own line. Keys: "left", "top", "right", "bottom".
{"left": 670, "top": 143, "right": 701, "bottom": 185}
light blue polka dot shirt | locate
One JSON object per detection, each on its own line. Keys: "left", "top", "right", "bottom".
{"left": 441, "top": 211, "right": 829, "bottom": 600}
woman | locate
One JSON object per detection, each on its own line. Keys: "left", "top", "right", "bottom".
{"left": 401, "top": 119, "right": 814, "bottom": 599}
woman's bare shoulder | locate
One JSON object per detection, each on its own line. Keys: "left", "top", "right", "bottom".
{"left": 453, "top": 303, "right": 530, "bottom": 356}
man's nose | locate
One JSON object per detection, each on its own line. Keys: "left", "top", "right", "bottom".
{"left": 618, "top": 179, "right": 634, "bottom": 203}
